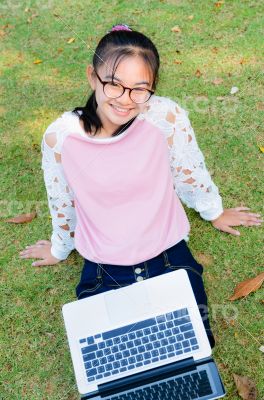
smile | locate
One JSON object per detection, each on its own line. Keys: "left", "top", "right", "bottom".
{"left": 110, "top": 104, "right": 133, "bottom": 115}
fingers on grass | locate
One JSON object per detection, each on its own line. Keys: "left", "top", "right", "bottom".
{"left": 224, "top": 226, "right": 241, "bottom": 236}
{"left": 235, "top": 207, "right": 251, "bottom": 211}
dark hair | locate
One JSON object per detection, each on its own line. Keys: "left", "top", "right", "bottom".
{"left": 73, "top": 28, "right": 160, "bottom": 137}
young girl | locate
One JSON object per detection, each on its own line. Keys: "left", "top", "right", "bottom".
{"left": 19, "top": 24, "right": 262, "bottom": 348}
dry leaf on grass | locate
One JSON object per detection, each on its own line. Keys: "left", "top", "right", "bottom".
{"left": 229, "top": 272, "right": 264, "bottom": 300}
{"left": 171, "top": 26, "right": 181, "bottom": 33}
{"left": 258, "top": 146, "right": 264, "bottom": 153}
{"left": 195, "top": 69, "right": 202, "bottom": 78}
{"left": 6, "top": 211, "right": 37, "bottom": 224}
{"left": 214, "top": 1, "right": 224, "bottom": 7}
{"left": 33, "top": 59, "right": 42, "bottom": 64}
{"left": 233, "top": 374, "right": 257, "bottom": 400}
{"left": 212, "top": 78, "right": 223, "bottom": 85}
{"left": 173, "top": 59, "right": 182, "bottom": 65}
{"left": 67, "top": 37, "right": 75, "bottom": 44}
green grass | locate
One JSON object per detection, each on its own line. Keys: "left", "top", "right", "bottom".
{"left": 0, "top": 0, "right": 263, "bottom": 398}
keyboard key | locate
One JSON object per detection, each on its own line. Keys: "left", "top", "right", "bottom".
{"left": 136, "top": 330, "right": 144, "bottom": 338}
{"left": 92, "top": 359, "right": 99, "bottom": 367}
{"left": 119, "top": 343, "right": 126, "bottom": 351}
{"left": 164, "top": 329, "right": 172, "bottom": 337}
{"left": 95, "top": 334, "right": 101, "bottom": 339}
{"left": 152, "top": 357, "right": 159, "bottom": 362}
{"left": 144, "top": 360, "right": 151, "bottom": 365}
{"left": 153, "top": 341, "right": 161, "bottom": 348}
{"left": 127, "top": 341, "right": 134, "bottom": 349}
{"left": 88, "top": 377, "right": 95, "bottom": 382}
{"left": 82, "top": 344, "right": 98, "bottom": 354}
{"left": 158, "top": 323, "right": 166, "bottom": 331}
{"left": 157, "top": 332, "right": 165, "bottom": 339}
{"left": 156, "top": 315, "right": 166, "bottom": 323}
{"left": 149, "top": 334, "right": 157, "bottom": 341}
{"left": 174, "top": 343, "right": 182, "bottom": 350}
{"left": 98, "top": 342, "right": 106, "bottom": 349}
{"left": 79, "top": 338, "right": 86, "bottom": 344}
{"left": 83, "top": 352, "right": 96, "bottom": 361}
{"left": 166, "top": 321, "right": 174, "bottom": 328}
{"left": 84, "top": 361, "right": 92, "bottom": 369}
{"left": 113, "top": 337, "right": 121, "bottom": 344}
{"left": 131, "top": 348, "right": 138, "bottom": 355}
{"left": 161, "top": 339, "right": 169, "bottom": 346}
{"left": 160, "top": 355, "right": 167, "bottom": 360}
{"left": 180, "top": 323, "right": 193, "bottom": 332}
{"left": 146, "top": 343, "right": 153, "bottom": 351}
{"left": 142, "top": 336, "right": 149, "bottom": 344}
{"left": 86, "top": 368, "right": 97, "bottom": 377}
{"left": 192, "top": 345, "right": 199, "bottom": 350}
{"left": 159, "top": 348, "right": 167, "bottom": 355}
{"left": 87, "top": 336, "right": 94, "bottom": 345}
{"left": 176, "top": 334, "right": 184, "bottom": 342}
{"left": 136, "top": 354, "right": 143, "bottom": 361}
{"left": 100, "top": 357, "right": 107, "bottom": 365}
{"left": 143, "top": 352, "right": 151, "bottom": 359}
{"left": 104, "top": 372, "right": 111, "bottom": 377}
{"left": 138, "top": 346, "right": 145, "bottom": 353}
{"left": 128, "top": 332, "right": 136, "bottom": 340}
{"left": 168, "top": 353, "right": 175, "bottom": 358}
{"left": 143, "top": 328, "right": 151, "bottom": 335}
{"left": 136, "top": 362, "right": 143, "bottom": 367}
{"left": 151, "top": 326, "right": 158, "bottom": 333}
{"left": 176, "top": 350, "right": 183, "bottom": 355}
{"left": 120, "top": 359, "right": 128, "bottom": 366}
{"left": 128, "top": 356, "right": 136, "bottom": 364}
{"left": 182, "top": 340, "right": 190, "bottom": 348}
{"left": 107, "top": 355, "right": 114, "bottom": 362}
{"left": 113, "top": 361, "right": 120, "bottom": 369}
{"left": 103, "top": 318, "right": 156, "bottom": 340}
{"left": 128, "top": 365, "right": 135, "bottom": 370}
{"left": 121, "top": 335, "right": 128, "bottom": 342}
{"left": 122, "top": 350, "right": 130, "bottom": 358}
{"left": 151, "top": 350, "right": 159, "bottom": 357}
{"left": 184, "top": 348, "right": 191, "bottom": 353}
{"left": 134, "top": 339, "right": 141, "bottom": 346}
{"left": 175, "top": 317, "right": 191, "bottom": 326}
{"left": 115, "top": 352, "right": 122, "bottom": 360}
{"left": 172, "top": 327, "right": 180, "bottom": 334}
{"left": 111, "top": 346, "right": 119, "bottom": 353}
{"left": 112, "top": 370, "right": 119, "bottom": 374}
{"left": 98, "top": 366, "right": 105, "bottom": 373}
{"left": 166, "top": 312, "right": 174, "bottom": 321}
{"left": 120, "top": 367, "right": 127, "bottom": 372}
{"left": 173, "top": 308, "right": 188, "bottom": 318}
{"left": 184, "top": 330, "right": 195, "bottom": 339}
{"left": 166, "top": 345, "right": 174, "bottom": 353}
{"left": 105, "top": 364, "right": 113, "bottom": 371}
{"left": 96, "top": 350, "right": 103, "bottom": 358}
{"left": 168, "top": 336, "right": 176, "bottom": 344}
{"left": 190, "top": 338, "right": 198, "bottom": 346}
{"left": 106, "top": 339, "right": 113, "bottom": 347}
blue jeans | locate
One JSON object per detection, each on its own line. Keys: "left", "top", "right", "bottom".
{"left": 76, "top": 240, "right": 215, "bottom": 348}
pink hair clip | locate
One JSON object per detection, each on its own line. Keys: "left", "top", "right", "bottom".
{"left": 110, "top": 24, "right": 132, "bottom": 32}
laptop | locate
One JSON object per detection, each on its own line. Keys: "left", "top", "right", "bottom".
{"left": 62, "top": 269, "right": 226, "bottom": 399}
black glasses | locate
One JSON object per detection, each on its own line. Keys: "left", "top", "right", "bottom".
{"left": 94, "top": 70, "right": 154, "bottom": 104}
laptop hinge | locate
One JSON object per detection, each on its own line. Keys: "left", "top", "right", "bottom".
{"left": 97, "top": 357, "right": 195, "bottom": 397}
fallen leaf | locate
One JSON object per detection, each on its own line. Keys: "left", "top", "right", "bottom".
{"left": 258, "top": 146, "right": 264, "bottom": 153}
{"left": 195, "top": 69, "right": 202, "bottom": 78}
{"left": 171, "top": 26, "right": 181, "bottom": 33}
{"left": 230, "top": 86, "right": 239, "bottom": 94}
{"left": 233, "top": 374, "right": 257, "bottom": 400}
{"left": 239, "top": 58, "right": 247, "bottom": 65}
{"left": 212, "top": 78, "right": 223, "bottom": 85}
{"left": 57, "top": 48, "right": 63, "bottom": 53}
{"left": 173, "top": 59, "right": 182, "bottom": 65}
{"left": 214, "top": 1, "right": 224, "bottom": 7}
{"left": 33, "top": 59, "right": 42, "bottom": 64}
{"left": 256, "top": 102, "right": 264, "bottom": 110}
{"left": 229, "top": 272, "right": 264, "bottom": 300}
{"left": 6, "top": 211, "right": 37, "bottom": 224}
{"left": 187, "top": 15, "right": 194, "bottom": 20}
{"left": 67, "top": 37, "right": 75, "bottom": 44}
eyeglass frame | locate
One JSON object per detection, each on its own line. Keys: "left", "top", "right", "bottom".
{"left": 93, "top": 70, "right": 155, "bottom": 104}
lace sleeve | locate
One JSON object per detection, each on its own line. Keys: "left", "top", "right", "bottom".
{"left": 41, "top": 116, "right": 77, "bottom": 260}
{"left": 165, "top": 99, "right": 223, "bottom": 221}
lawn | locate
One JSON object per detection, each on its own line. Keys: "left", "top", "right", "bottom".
{"left": 0, "top": 0, "right": 263, "bottom": 399}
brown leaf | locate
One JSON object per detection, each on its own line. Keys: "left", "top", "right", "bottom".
{"left": 212, "top": 78, "right": 223, "bottom": 85}
{"left": 33, "top": 59, "right": 42, "bottom": 64}
{"left": 229, "top": 272, "right": 264, "bottom": 300}
{"left": 195, "top": 69, "right": 202, "bottom": 78}
{"left": 214, "top": 1, "right": 224, "bottom": 7}
{"left": 171, "top": 26, "right": 181, "bottom": 33}
{"left": 233, "top": 374, "right": 257, "bottom": 400}
{"left": 67, "top": 37, "right": 75, "bottom": 44}
{"left": 173, "top": 59, "right": 182, "bottom": 65}
{"left": 6, "top": 211, "right": 37, "bottom": 224}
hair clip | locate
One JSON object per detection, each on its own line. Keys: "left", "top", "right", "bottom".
{"left": 109, "top": 24, "right": 132, "bottom": 32}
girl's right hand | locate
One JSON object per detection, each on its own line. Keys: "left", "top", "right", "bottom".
{"left": 19, "top": 240, "right": 61, "bottom": 266}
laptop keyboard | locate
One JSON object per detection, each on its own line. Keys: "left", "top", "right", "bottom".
{"left": 79, "top": 307, "right": 200, "bottom": 383}
{"left": 109, "top": 369, "right": 213, "bottom": 399}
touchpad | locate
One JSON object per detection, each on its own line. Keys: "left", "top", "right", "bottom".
{"left": 104, "top": 284, "right": 152, "bottom": 326}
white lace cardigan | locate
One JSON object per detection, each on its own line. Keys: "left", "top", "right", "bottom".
{"left": 41, "top": 96, "right": 223, "bottom": 260}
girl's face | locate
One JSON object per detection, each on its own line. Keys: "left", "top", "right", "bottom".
{"left": 87, "top": 56, "right": 153, "bottom": 134}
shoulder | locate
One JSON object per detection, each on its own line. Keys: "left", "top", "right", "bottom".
{"left": 42, "top": 111, "right": 80, "bottom": 152}
{"left": 141, "top": 95, "right": 190, "bottom": 137}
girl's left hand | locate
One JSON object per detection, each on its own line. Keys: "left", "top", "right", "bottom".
{"left": 211, "top": 207, "right": 263, "bottom": 236}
